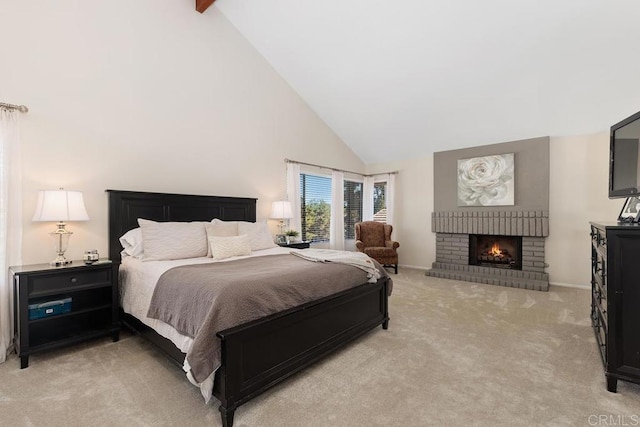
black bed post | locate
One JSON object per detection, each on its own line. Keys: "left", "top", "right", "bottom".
{"left": 219, "top": 406, "right": 235, "bottom": 427}
{"left": 382, "top": 277, "right": 390, "bottom": 330}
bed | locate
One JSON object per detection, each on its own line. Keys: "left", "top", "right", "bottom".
{"left": 107, "top": 190, "right": 391, "bottom": 427}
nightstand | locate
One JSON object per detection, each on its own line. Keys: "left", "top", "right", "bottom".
{"left": 278, "top": 241, "right": 311, "bottom": 249}
{"left": 10, "top": 260, "right": 119, "bottom": 368}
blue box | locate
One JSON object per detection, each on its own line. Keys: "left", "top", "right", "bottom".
{"left": 28, "top": 297, "right": 72, "bottom": 320}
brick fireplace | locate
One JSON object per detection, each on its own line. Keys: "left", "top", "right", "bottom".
{"left": 428, "top": 136, "right": 550, "bottom": 292}
{"left": 426, "top": 211, "right": 549, "bottom": 291}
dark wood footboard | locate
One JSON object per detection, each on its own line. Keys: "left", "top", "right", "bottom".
{"left": 122, "top": 277, "right": 389, "bottom": 427}
{"left": 213, "top": 277, "right": 389, "bottom": 426}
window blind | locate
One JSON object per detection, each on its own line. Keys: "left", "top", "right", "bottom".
{"left": 300, "top": 173, "right": 331, "bottom": 242}
{"left": 344, "top": 180, "right": 363, "bottom": 239}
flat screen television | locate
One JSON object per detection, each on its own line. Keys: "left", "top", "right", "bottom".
{"left": 610, "top": 109, "right": 640, "bottom": 198}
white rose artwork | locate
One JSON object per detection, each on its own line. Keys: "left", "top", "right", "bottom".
{"left": 457, "top": 153, "right": 514, "bottom": 206}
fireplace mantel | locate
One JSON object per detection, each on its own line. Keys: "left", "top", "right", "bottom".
{"left": 431, "top": 210, "right": 549, "bottom": 237}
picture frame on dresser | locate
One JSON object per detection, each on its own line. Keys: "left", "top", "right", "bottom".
{"left": 617, "top": 196, "right": 640, "bottom": 222}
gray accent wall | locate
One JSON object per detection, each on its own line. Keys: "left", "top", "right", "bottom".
{"left": 433, "top": 136, "right": 550, "bottom": 212}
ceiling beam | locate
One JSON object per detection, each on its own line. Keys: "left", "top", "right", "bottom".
{"left": 196, "top": 0, "right": 215, "bottom": 13}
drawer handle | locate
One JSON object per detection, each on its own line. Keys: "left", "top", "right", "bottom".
{"left": 70, "top": 277, "right": 77, "bottom": 283}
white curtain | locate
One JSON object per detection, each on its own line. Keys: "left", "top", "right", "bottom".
{"left": 329, "top": 171, "right": 345, "bottom": 250}
{"left": 362, "top": 176, "right": 374, "bottom": 221}
{"left": 386, "top": 173, "right": 396, "bottom": 226}
{"left": 0, "top": 108, "right": 23, "bottom": 363}
{"left": 286, "top": 162, "right": 301, "bottom": 234}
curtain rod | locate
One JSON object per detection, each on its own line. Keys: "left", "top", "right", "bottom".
{"left": 284, "top": 158, "right": 397, "bottom": 177}
{"left": 0, "top": 102, "right": 29, "bottom": 113}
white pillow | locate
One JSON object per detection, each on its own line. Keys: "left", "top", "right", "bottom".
{"left": 119, "top": 228, "right": 144, "bottom": 258}
{"left": 209, "top": 234, "right": 252, "bottom": 260}
{"left": 212, "top": 219, "right": 277, "bottom": 251}
{"left": 238, "top": 221, "right": 278, "bottom": 251}
{"left": 205, "top": 222, "right": 238, "bottom": 257}
{"left": 138, "top": 218, "right": 208, "bottom": 261}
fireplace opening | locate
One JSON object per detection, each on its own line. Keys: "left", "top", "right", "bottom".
{"left": 469, "top": 234, "right": 522, "bottom": 270}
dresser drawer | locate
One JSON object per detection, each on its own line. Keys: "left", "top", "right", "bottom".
{"left": 591, "top": 225, "right": 608, "bottom": 250}
{"left": 592, "top": 301, "right": 607, "bottom": 335}
{"left": 593, "top": 269, "right": 607, "bottom": 300}
{"left": 592, "top": 256, "right": 606, "bottom": 282}
{"left": 28, "top": 268, "right": 111, "bottom": 297}
{"left": 595, "top": 314, "right": 607, "bottom": 360}
{"left": 593, "top": 286, "right": 607, "bottom": 322}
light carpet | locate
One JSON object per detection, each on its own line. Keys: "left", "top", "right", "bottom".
{"left": 1, "top": 268, "right": 638, "bottom": 426}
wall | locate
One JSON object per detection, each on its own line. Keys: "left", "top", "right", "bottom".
{"left": 0, "top": 0, "right": 365, "bottom": 265}
{"left": 546, "top": 132, "right": 620, "bottom": 287}
{"left": 367, "top": 156, "right": 434, "bottom": 270}
{"left": 433, "top": 136, "right": 550, "bottom": 211}
{"left": 370, "top": 132, "right": 621, "bottom": 287}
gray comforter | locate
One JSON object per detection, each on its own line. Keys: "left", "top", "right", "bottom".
{"left": 146, "top": 253, "right": 391, "bottom": 384}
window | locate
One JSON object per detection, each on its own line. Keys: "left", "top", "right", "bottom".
{"left": 373, "top": 182, "right": 387, "bottom": 223}
{"left": 299, "top": 173, "right": 376, "bottom": 242}
{"left": 300, "top": 173, "right": 331, "bottom": 242}
{"left": 344, "top": 180, "right": 362, "bottom": 239}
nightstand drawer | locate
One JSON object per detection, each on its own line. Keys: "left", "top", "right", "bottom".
{"left": 29, "top": 269, "right": 110, "bottom": 297}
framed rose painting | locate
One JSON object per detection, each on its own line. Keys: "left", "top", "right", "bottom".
{"left": 457, "top": 153, "right": 514, "bottom": 206}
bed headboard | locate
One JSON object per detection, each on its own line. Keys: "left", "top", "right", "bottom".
{"left": 107, "top": 190, "right": 257, "bottom": 264}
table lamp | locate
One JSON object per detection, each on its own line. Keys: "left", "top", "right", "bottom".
{"left": 270, "top": 200, "right": 293, "bottom": 235}
{"left": 32, "top": 189, "right": 89, "bottom": 266}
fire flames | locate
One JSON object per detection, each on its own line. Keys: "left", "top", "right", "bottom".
{"left": 490, "top": 242, "right": 502, "bottom": 256}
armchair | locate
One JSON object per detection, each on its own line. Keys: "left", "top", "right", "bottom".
{"left": 355, "top": 221, "right": 399, "bottom": 274}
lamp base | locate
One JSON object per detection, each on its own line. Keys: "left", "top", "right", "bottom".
{"left": 49, "top": 223, "right": 73, "bottom": 267}
{"left": 50, "top": 255, "right": 72, "bottom": 267}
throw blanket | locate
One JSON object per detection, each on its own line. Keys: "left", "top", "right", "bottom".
{"left": 146, "top": 253, "right": 391, "bottom": 390}
{"left": 290, "top": 249, "right": 381, "bottom": 283}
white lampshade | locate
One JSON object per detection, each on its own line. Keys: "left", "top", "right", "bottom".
{"left": 270, "top": 200, "right": 293, "bottom": 220}
{"left": 32, "top": 190, "right": 89, "bottom": 222}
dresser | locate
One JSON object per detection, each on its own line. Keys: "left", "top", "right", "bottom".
{"left": 590, "top": 222, "right": 640, "bottom": 392}
{"left": 11, "top": 260, "right": 119, "bottom": 368}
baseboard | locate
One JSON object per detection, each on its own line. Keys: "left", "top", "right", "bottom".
{"left": 549, "top": 281, "right": 590, "bottom": 290}
{"left": 398, "top": 264, "right": 429, "bottom": 271}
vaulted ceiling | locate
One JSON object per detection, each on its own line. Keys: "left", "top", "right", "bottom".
{"left": 200, "top": 1, "right": 640, "bottom": 164}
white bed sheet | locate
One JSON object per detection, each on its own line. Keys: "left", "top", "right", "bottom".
{"left": 119, "top": 246, "right": 293, "bottom": 401}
